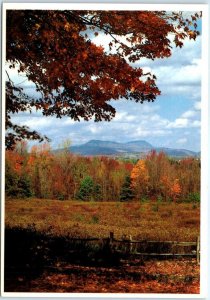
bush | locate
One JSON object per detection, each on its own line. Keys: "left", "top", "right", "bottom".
{"left": 152, "top": 203, "right": 159, "bottom": 212}
{"left": 157, "top": 195, "right": 163, "bottom": 203}
{"left": 91, "top": 214, "right": 100, "bottom": 224}
{"left": 140, "top": 196, "right": 149, "bottom": 203}
{"left": 186, "top": 193, "right": 200, "bottom": 203}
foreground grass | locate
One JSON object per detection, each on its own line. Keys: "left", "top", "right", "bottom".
{"left": 5, "top": 199, "right": 200, "bottom": 241}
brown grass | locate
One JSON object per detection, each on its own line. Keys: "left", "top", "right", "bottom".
{"left": 5, "top": 199, "right": 200, "bottom": 241}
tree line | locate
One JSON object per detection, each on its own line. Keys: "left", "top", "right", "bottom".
{"left": 5, "top": 142, "right": 200, "bottom": 202}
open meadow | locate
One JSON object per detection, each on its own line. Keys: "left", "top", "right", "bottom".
{"left": 4, "top": 198, "right": 200, "bottom": 293}
{"left": 5, "top": 199, "right": 200, "bottom": 241}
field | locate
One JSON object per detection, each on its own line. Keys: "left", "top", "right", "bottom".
{"left": 4, "top": 198, "right": 200, "bottom": 294}
{"left": 5, "top": 199, "right": 200, "bottom": 241}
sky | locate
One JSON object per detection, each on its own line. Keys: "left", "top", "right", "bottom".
{"left": 7, "top": 13, "right": 202, "bottom": 152}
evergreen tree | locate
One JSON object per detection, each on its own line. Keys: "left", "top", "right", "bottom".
{"left": 76, "top": 176, "right": 95, "bottom": 201}
{"left": 5, "top": 163, "right": 19, "bottom": 197}
{"left": 5, "top": 164, "right": 32, "bottom": 198}
{"left": 18, "top": 174, "right": 32, "bottom": 198}
{"left": 120, "top": 175, "right": 134, "bottom": 201}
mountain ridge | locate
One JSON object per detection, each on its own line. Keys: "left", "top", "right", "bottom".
{"left": 69, "top": 139, "right": 199, "bottom": 158}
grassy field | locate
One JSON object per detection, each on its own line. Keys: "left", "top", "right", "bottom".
{"left": 5, "top": 199, "right": 200, "bottom": 241}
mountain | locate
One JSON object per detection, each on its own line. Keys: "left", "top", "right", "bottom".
{"left": 70, "top": 140, "right": 199, "bottom": 158}
{"left": 156, "top": 147, "right": 199, "bottom": 158}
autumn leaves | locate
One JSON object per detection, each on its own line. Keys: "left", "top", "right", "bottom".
{"left": 5, "top": 10, "right": 201, "bottom": 148}
{"left": 131, "top": 158, "right": 182, "bottom": 202}
{"left": 5, "top": 143, "right": 200, "bottom": 203}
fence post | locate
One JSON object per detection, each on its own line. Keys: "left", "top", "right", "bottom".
{"left": 196, "top": 236, "right": 200, "bottom": 264}
{"left": 109, "top": 232, "right": 114, "bottom": 251}
{"left": 129, "top": 235, "right": 133, "bottom": 253}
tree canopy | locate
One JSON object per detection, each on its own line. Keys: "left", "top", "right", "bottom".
{"left": 6, "top": 10, "right": 201, "bottom": 149}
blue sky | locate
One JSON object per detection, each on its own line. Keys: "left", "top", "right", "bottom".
{"left": 7, "top": 16, "right": 202, "bottom": 152}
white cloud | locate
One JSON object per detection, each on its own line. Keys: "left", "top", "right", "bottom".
{"left": 21, "top": 117, "right": 55, "bottom": 129}
{"left": 155, "top": 59, "right": 201, "bottom": 89}
{"left": 177, "top": 138, "right": 187, "bottom": 145}
{"left": 87, "top": 124, "right": 103, "bottom": 134}
{"left": 132, "top": 35, "right": 201, "bottom": 100}
{"left": 167, "top": 117, "right": 200, "bottom": 129}
{"left": 167, "top": 118, "right": 189, "bottom": 128}
{"left": 191, "top": 120, "right": 201, "bottom": 127}
{"left": 182, "top": 110, "right": 197, "bottom": 118}
{"left": 194, "top": 101, "right": 201, "bottom": 110}
{"left": 114, "top": 111, "right": 136, "bottom": 122}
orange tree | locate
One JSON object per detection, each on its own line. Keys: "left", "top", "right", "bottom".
{"left": 6, "top": 10, "right": 201, "bottom": 149}
{"left": 130, "top": 159, "right": 149, "bottom": 199}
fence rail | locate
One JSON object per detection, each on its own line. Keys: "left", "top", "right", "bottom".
{"left": 67, "top": 232, "right": 200, "bottom": 264}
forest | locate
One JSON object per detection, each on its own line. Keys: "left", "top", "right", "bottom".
{"left": 5, "top": 141, "right": 200, "bottom": 203}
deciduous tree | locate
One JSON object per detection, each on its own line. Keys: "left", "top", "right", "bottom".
{"left": 5, "top": 10, "right": 201, "bottom": 148}
{"left": 130, "top": 159, "right": 149, "bottom": 199}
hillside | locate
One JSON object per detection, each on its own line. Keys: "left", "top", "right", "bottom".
{"left": 69, "top": 140, "right": 199, "bottom": 158}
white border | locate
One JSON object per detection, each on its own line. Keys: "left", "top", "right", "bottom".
{"left": 1, "top": 3, "right": 208, "bottom": 299}
{"left": 2, "top": 2, "right": 207, "bottom": 10}
{"left": 200, "top": 5, "right": 209, "bottom": 298}
{"left": 1, "top": 2, "right": 6, "bottom": 298}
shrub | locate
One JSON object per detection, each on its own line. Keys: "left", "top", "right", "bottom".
{"left": 91, "top": 214, "right": 100, "bottom": 224}
{"left": 157, "top": 195, "right": 163, "bottom": 203}
{"left": 140, "top": 196, "right": 149, "bottom": 203}
{"left": 152, "top": 203, "right": 159, "bottom": 212}
{"left": 187, "top": 192, "right": 200, "bottom": 203}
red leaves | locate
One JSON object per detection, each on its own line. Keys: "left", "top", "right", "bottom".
{"left": 6, "top": 10, "right": 201, "bottom": 148}
{"left": 6, "top": 10, "right": 200, "bottom": 114}
{"left": 11, "top": 260, "right": 199, "bottom": 293}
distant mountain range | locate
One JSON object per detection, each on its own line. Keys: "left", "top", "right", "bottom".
{"left": 69, "top": 139, "right": 199, "bottom": 158}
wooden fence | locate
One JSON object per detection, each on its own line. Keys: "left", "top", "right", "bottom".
{"left": 67, "top": 232, "right": 200, "bottom": 264}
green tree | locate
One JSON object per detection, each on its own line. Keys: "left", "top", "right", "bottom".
{"left": 5, "top": 163, "right": 32, "bottom": 198}
{"left": 76, "top": 176, "right": 95, "bottom": 201}
{"left": 17, "top": 174, "right": 32, "bottom": 198}
{"left": 120, "top": 175, "right": 134, "bottom": 201}
{"left": 5, "top": 163, "right": 19, "bottom": 197}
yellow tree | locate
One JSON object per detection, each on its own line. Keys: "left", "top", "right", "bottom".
{"left": 130, "top": 159, "right": 149, "bottom": 199}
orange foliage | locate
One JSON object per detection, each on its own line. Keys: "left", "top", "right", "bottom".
{"left": 170, "top": 179, "right": 182, "bottom": 201}
{"left": 131, "top": 160, "right": 149, "bottom": 186}
{"left": 5, "top": 144, "right": 200, "bottom": 202}
{"left": 130, "top": 159, "right": 149, "bottom": 198}
{"left": 6, "top": 150, "right": 24, "bottom": 175}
